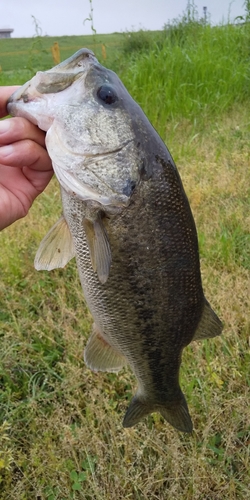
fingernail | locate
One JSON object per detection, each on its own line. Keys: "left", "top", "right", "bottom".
{"left": 0, "top": 119, "right": 11, "bottom": 134}
{"left": 0, "top": 144, "right": 14, "bottom": 156}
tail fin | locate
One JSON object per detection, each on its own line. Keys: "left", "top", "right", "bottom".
{"left": 123, "top": 393, "right": 193, "bottom": 433}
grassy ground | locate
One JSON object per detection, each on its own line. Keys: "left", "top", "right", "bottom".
{"left": 0, "top": 17, "right": 249, "bottom": 500}
{"left": 0, "top": 33, "right": 126, "bottom": 73}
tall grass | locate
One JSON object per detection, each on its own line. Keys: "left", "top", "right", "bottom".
{"left": 118, "top": 23, "right": 250, "bottom": 136}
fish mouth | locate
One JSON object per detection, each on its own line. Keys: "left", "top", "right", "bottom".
{"left": 50, "top": 48, "right": 96, "bottom": 72}
{"left": 6, "top": 49, "right": 98, "bottom": 130}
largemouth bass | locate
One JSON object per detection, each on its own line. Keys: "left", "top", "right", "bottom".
{"left": 7, "top": 49, "right": 222, "bottom": 432}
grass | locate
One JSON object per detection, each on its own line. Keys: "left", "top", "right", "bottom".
{"left": 118, "top": 23, "right": 250, "bottom": 137}
{"left": 0, "top": 33, "right": 126, "bottom": 72}
{"left": 0, "top": 14, "right": 249, "bottom": 500}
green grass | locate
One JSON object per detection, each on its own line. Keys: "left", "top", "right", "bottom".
{"left": 0, "top": 18, "right": 249, "bottom": 500}
{"left": 118, "top": 23, "right": 250, "bottom": 136}
{"left": 0, "top": 33, "right": 126, "bottom": 73}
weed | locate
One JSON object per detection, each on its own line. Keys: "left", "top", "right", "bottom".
{"left": 27, "top": 16, "right": 49, "bottom": 73}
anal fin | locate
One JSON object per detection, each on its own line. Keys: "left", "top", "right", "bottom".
{"left": 193, "top": 299, "right": 223, "bottom": 341}
{"left": 123, "top": 392, "right": 193, "bottom": 433}
{"left": 84, "top": 325, "right": 127, "bottom": 373}
{"left": 34, "top": 216, "right": 75, "bottom": 271}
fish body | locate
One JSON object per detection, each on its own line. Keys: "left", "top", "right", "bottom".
{"left": 7, "top": 49, "right": 222, "bottom": 432}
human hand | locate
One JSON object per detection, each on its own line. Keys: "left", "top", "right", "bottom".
{"left": 0, "top": 86, "right": 53, "bottom": 230}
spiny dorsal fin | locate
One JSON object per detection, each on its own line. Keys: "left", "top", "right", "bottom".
{"left": 84, "top": 324, "right": 127, "bottom": 373}
{"left": 83, "top": 216, "right": 112, "bottom": 284}
{"left": 123, "top": 392, "right": 193, "bottom": 433}
{"left": 192, "top": 299, "right": 223, "bottom": 341}
{"left": 34, "top": 216, "right": 75, "bottom": 271}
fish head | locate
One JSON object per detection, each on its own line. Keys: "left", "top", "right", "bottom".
{"left": 7, "top": 49, "right": 96, "bottom": 130}
{"left": 7, "top": 48, "right": 148, "bottom": 212}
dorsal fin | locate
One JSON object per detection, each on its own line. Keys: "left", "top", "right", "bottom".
{"left": 193, "top": 300, "right": 223, "bottom": 341}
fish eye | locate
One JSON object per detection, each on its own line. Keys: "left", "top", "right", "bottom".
{"left": 97, "top": 85, "right": 118, "bottom": 105}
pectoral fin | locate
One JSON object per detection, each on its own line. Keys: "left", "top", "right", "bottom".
{"left": 34, "top": 216, "right": 75, "bottom": 271}
{"left": 192, "top": 300, "right": 223, "bottom": 341}
{"left": 83, "top": 217, "right": 112, "bottom": 284}
{"left": 84, "top": 325, "right": 127, "bottom": 373}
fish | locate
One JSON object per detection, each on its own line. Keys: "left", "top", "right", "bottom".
{"left": 7, "top": 48, "right": 223, "bottom": 432}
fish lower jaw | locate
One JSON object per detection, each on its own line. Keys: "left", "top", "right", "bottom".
{"left": 7, "top": 101, "right": 53, "bottom": 131}
{"left": 7, "top": 102, "right": 38, "bottom": 124}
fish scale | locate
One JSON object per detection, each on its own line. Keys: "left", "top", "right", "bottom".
{"left": 7, "top": 48, "right": 223, "bottom": 432}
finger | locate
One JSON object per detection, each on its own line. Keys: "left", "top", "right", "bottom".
{"left": 0, "top": 116, "right": 46, "bottom": 148}
{"left": 0, "top": 165, "right": 54, "bottom": 230}
{"left": 0, "top": 86, "right": 20, "bottom": 117}
{"left": 0, "top": 164, "right": 53, "bottom": 200}
{"left": 22, "top": 166, "right": 54, "bottom": 194}
{"left": 0, "top": 139, "right": 52, "bottom": 171}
